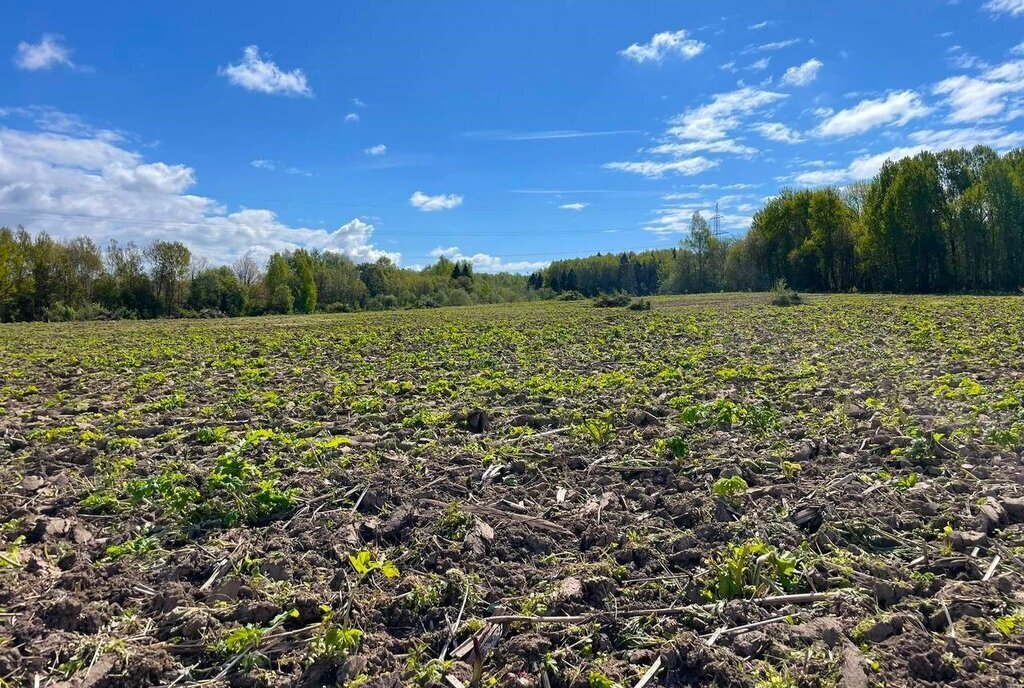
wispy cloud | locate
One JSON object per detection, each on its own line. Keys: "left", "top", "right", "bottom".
{"left": 250, "top": 159, "right": 276, "bottom": 170}
{"left": 744, "top": 39, "right": 801, "bottom": 53}
{"left": 620, "top": 29, "right": 706, "bottom": 63}
{"left": 14, "top": 34, "right": 74, "bottom": 71}
{"left": 815, "top": 90, "right": 931, "bottom": 137}
{"left": 364, "top": 144, "right": 387, "bottom": 156}
{"left": 753, "top": 122, "right": 804, "bottom": 143}
{"left": 344, "top": 113, "right": 360, "bottom": 123}
{"left": 219, "top": 46, "right": 311, "bottom": 97}
{"left": 984, "top": 0, "right": 1024, "bottom": 16}
{"left": 781, "top": 58, "right": 823, "bottom": 86}
{"left": 558, "top": 202, "right": 588, "bottom": 211}
{"left": 749, "top": 20, "right": 774, "bottom": 30}
{"left": 410, "top": 191, "right": 463, "bottom": 212}
{"left": 603, "top": 157, "right": 718, "bottom": 178}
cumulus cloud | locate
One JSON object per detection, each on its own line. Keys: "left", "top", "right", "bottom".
{"left": 558, "top": 202, "right": 587, "bottom": 211}
{"left": 984, "top": 0, "right": 1024, "bottom": 15}
{"left": 0, "top": 120, "right": 394, "bottom": 265}
{"left": 815, "top": 90, "right": 931, "bottom": 137}
{"left": 781, "top": 58, "right": 823, "bottom": 86}
{"left": 364, "top": 144, "right": 387, "bottom": 156}
{"left": 620, "top": 30, "right": 706, "bottom": 63}
{"left": 603, "top": 157, "right": 718, "bottom": 178}
{"left": 409, "top": 191, "right": 463, "bottom": 211}
{"left": 430, "top": 246, "right": 548, "bottom": 273}
{"left": 250, "top": 159, "right": 275, "bottom": 170}
{"left": 933, "top": 59, "right": 1024, "bottom": 123}
{"left": 14, "top": 34, "right": 74, "bottom": 71}
{"left": 219, "top": 46, "right": 312, "bottom": 97}
{"left": 344, "top": 113, "right": 360, "bottom": 123}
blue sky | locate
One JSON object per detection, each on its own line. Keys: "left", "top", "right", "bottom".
{"left": 3, "top": 1, "right": 1024, "bottom": 271}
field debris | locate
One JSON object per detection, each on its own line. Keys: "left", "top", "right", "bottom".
{"left": 1, "top": 294, "right": 1024, "bottom": 686}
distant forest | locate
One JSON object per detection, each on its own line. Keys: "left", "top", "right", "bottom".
{"left": 1, "top": 145, "right": 1022, "bottom": 322}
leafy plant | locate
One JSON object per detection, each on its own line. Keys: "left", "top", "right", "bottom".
{"left": 712, "top": 475, "right": 749, "bottom": 505}
{"left": 348, "top": 550, "right": 399, "bottom": 580}
{"left": 769, "top": 279, "right": 802, "bottom": 307}
{"left": 706, "top": 539, "right": 801, "bottom": 600}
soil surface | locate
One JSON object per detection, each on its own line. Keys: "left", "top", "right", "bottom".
{"left": 2, "top": 294, "right": 1024, "bottom": 687}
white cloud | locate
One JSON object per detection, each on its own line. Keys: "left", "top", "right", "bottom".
{"left": 643, "top": 205, "right": 752, "bottom": 235}
{"left": 781, "top": 58, "right": 823, "bottom": 86}
{"left": 749, "top": 20, "right": 773, "bottom": 30}
{"left": 430, "top": 246, "right": 548, "bottom": 273}
{"left": 748, "top": 57, "right": 771, "bottom": 72}
{"left": 668, "top": 87, "right": 788, "bottom": 141}
{"left": 344, "top": 113, "right": 360, "bottom": 124}
{"left": 0, "top": 122, "right": 394, "bottom": 265}
{"left": 364, "top": 144, "right": 387, "bottom": 156}
{"left": 815, "top": 90, "right": 931, "bottom": 137}
{"left": 933, "top": 59, "right": 1024, "bottom": 123}
{"left": 648, "top": 140, "right": 758, "bottom": 156}
{"left": 410, "top": 191, "right": 463, "bottom": 211}
{"left": 14, "top": 34, "right": 74, "bottom": 71}
{"left": 603, "top": 157, "right": 718, "bottom": 178}
{"left": 753, "top": 122, "right": 804, "bottom": 143}
{"left": 219, "top": 46, "right": 311, "bottom": 97}
{"left": 351, "top": 97, "right": 367, "bottom": 107}
{"left": 250, "top": 159, "right": 275, "bottom": 170}
{"left": 748, "top": 39, "right": 801, "bottom": 53}
{"left": 793, "top": 126, "right": 1024, "bottom": 185}
{"left": 620, "top": 30, "right": 706, "bottom": 63}
{"left": 605, "top": 87, "right": 782, "bottom": 180}
{"left": 558, "top": 202, "right": 588, "bottom": 211}
{"left": 984, "top": 0, "right": 1024, "bottom": 15}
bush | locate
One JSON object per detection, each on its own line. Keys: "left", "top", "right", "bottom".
{"left": 593, "top": 292, "right": 632, "bottom": 308}
{"left": 556, "top": 290, "right": 585, "bottom": 301}
{"left": 769, "top": 279, "right": 802, "bottom": 307}
{"left": 628, "top": 298, "right": 652, "bottom": 311}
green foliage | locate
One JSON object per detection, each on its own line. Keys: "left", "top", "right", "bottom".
{"left": 576, "top": 413, "right": 615, "bottom": 446}
{"left": 348, "top": 549, "right": 399, "bottom": 580}
{"left": 769, "top": 279, "right": 802, "bottom": 307}
{"left": 706, "top": 539, "right": 801, "bottom": 600}
{"left": 588, "top": 670, "right": 622, "bottom": 688}
{"left": 196, "top": 425, "right": 229, "bottom": 445}
{"left": 593, "top": 292, "right": 633, "bottom": 308}
{"left": 712, "top": 475, "right": 749, "bottom": 505}
{"left": 103, "top": 533, "right": 160, "bottom": 562}
{"left": 306, "top": 607, "right": 362, "bottom": 662}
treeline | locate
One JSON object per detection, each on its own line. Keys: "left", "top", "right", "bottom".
{"left": 0, "top": 228, "right": 533, "bottom": 322}
{"left": 4, "top": 145, "right": 1023, "bottom": 322}
{"left": 532, "top": 145, "right": 1024, "bottom": 296}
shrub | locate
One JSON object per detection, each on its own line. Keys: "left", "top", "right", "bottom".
{"left": 556, "top": 290, "right": 585, "bottom": 301}
{"left": 628, "top": 298, "right": 652, "bottom": 311}
{"left": 593, "top": 292, "right": 632, "bottom": 308}
{"left": 770, "top": 279, "right": 802, "bottom": 307}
